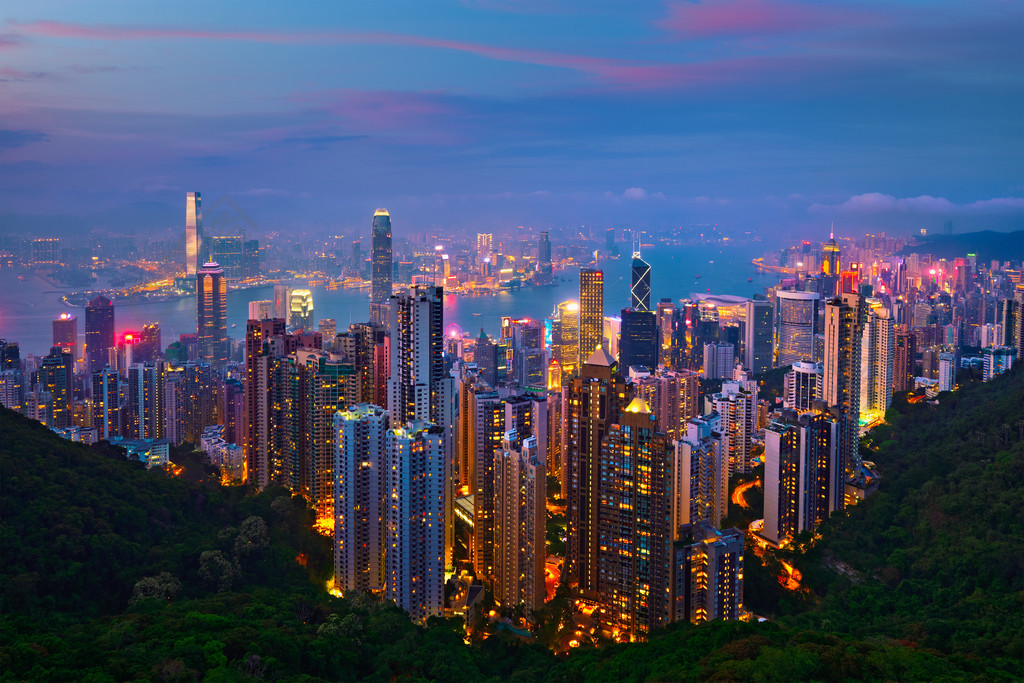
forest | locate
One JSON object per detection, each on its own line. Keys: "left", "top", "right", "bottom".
{"left": 1, "top": 364, "right": 1021, "bottom": 681}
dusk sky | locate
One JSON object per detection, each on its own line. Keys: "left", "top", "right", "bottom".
{"left": 1, "top": 0, "right": 1021, "bottom": 238}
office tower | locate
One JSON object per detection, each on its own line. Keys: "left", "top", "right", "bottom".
{"left": 709, "top": 380, "right": 757, "bottom": 475}
{"left": 773, "top": 291, "right": 820, "bottom": 367}
{"left": 619, "top": 308, "right": 658, "bottom": 372}
{"left": 38, "top": 346, "right": 73, "bottom": 428}
{"left": 476, "top": 233, "right": 493, "bottom": 264}
{"left": 505, "top": 317, "right": 546, "bottom": 388}
{"left": 671, "top": 523, "right": 744, "bottom": 624}
{"left": 318, "top": 318, "right": 337, "bottom": 342}
{"left": 783, "top": 361, "right": 822, "bottom": 411}
{"left": 579, "top": 268, "right": 604, "bottom": 365}
{"left": 333, "top": 404, "right": 389, "bottom": 594}
{"left": 243, "top": 239, "right": 260, "bottom": 279}
{"left": 982, "top": 346, "right": 1016, "bottom": 380}
{"left": 474, "top": 330, "right": 508, "bottom": 388}
{"left": 387, "top": 285, "right": 455, "bottom": 568}
{"left": 248, "top": 300, "right": 273, "bottom": 321}
{"left": 743, "top": 300, "right": 773, "bottom": 374}
{"left": 595, "top": 398, "right": 673, "bottom": 639}
{"left": 822, "top": 229, "right": 840, "bottom": 276}
{"left": 0, "top": 368, "right": 24, "bottom": 413}
{"left": 554, "top": 301, "right": 579, "bottom": 376}
{"left": 126, "top": 361, "right": 166, "bottom": 440}
{"left": 674, "top": 414, "right": 727, "bottom": 530}
{"left": 289, "top": 289, "right": 314, "bottom": 330}
{"left": 937, "top": 352, "right": 956, "bottom": 391}
{"left": 861, "top": 300, "right": 894, "bottom": 412}
{"left": 85, "top": 295, "right": 115, "bottom": 375}
{"left": 893, "top": 325, "right": 917, "bottom": 392}
{"left": 350, "top": 240, "right": 362, "bottom": 270}
{"left": 185, "top": 192, "right": 202, "bottom": 277}
{"left": 493, "top": 433, "right": 546, "bottom": 613}
{"left": 196, "top": 262, "right": 228, "bottom": 367}
{"left": 763, "top": 408, "right": 840, "bottom": 545}
{"left": 823, "top": 289, "right": 865, "bottom": 478}
{"left": 133, "top": 323, "right": 162, "bottom": 364}
{"left": 207, "top": 235, "right": 245, "bottom": 280}
{"left": 564, "top": 346, "right": 629, "bottom": 594}
{"left": 628, "top": 367, "right": 700, "bottom": 441}
{"left": 273, "top": 285, "right": 291, "bottom": 321}
{"left": 630, "top": 250, "right": 652, "bottom": 312}
{"left": 371, "top": 209, "right": 393, "bottom": 326}
{"left": 52, "top": 313, "right": 77, "bottom": 359}
{"left": 702, "top": 342, "right": 735, "bottom": 379}
{"left": 605, "top": 227, "right": 615, "bottom": 251}
{"left": 536, "top": 232, "right": 553, "bottom": 283}
{"left": 383, "top": 421, "right": 445, "bottom": 623}
{"left": 91, "top": 367, "right": 119, "bottom": 440}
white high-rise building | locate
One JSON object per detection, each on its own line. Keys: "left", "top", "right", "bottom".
{"left": 702, "top": 342, "right": 735, "bottom": 380}
{"left": 383, "top": 421, "right": 445, "bottom": 623}
{"left": 860, "top": 299, "right": 894, "bottom": 413}
{"left": 783, "top": 361, "right": 822, "bottom": 411}
{"left": 248, "top": 300, "right": 273, "bottom": 321}
{"left": 333, "top": 405, "right": 389, "bottom": 595}
{"left": 938, "top": 352, "right": 956, "bottom": 392}
{"left": 493, "top": 433, "right": 546, "bottom": 613}
{"left": 185, "top": 192, "right": 202, "bottom": 277}
{"left": 672, "top": 413, "right": 727, "bottom": 530}
{"left": 708, "top": 379, "right": 757, "bottom": 475}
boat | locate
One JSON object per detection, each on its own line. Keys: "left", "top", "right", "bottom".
{"left": 231, "top": 323, "right": 237, "bottom": 329}
{"left": 695, "top": 274, "right": 701, "bottom": 279}
{"left": 748, "top": 277, "right": 753, "bottom": 282}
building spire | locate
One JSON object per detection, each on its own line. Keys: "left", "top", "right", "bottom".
{"left": 829, "top": 222, "right": 834, "bottom": 240}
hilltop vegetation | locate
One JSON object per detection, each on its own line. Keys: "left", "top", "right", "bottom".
{"left": 1, "top": 366, "right": 1022, "bottom": 680}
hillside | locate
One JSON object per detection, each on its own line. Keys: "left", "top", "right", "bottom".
{"left": 2, "top": 363, "right": 1023, "bottom": 680}
{"left": 897, "top": 229, "right": 1024, "bottom": 262}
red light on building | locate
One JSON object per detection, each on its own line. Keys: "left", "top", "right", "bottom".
{"left": 840, "top": 271, "right": 860, "bottom": 295}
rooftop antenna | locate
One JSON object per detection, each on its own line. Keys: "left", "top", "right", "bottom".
{"left": 632, "top": 231, "right": 641, "bottom": 259}
{"left": 830, "top": 222, "right": 835, "bottom": 240}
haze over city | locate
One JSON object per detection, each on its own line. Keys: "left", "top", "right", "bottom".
{"left": 1, "top": 0, "right": 1022, "bottom": 236}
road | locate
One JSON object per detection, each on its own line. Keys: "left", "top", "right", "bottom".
{"left": 731, "top": 478, "right": 760, "bottom": 509}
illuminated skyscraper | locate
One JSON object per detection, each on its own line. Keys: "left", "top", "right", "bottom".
{"left": 579, "top": 268, "right": 605, "bottom": 365}
{"left": 185, "top": 192, "right": 202, "bottom": 277}
{"left": 860, "top": 299, "right": 894, "bottom": 413}
{"left": 893, "top": 325, "right": 917, "bottom": 392}
{"left": 673, "top": 414, "right": 727, "bottom": 529}
{"left": 784, "top": 361, "right": 822, "bottom": 411}
{"left": 743, "top": 299, "right": 773, "bottom": 374}
{"left": 564, "top": 346, "right": 628, "bottom": 595}
{"left": 126, "top": 361, "right": 166, "bottom": 440}
{"left": 383, "top": 421, "right": 445, "bottom": 623}
{"left": 709, "top": 380, "right": 758, "bottom": 475}
{"left": 476, "top": 233, "right": 493, "bottom": 264}
{"left": 620, "top": 308, "right": 658, "bottom": 371}
{"left": 289, "top": 289, "right": 315, "bottom": 330}
{"left": 493, "top": 432, "right": 546, "bottom": 612}
{"left": 136, "top": 323, "right": 162, "bottom": 364}
{"left": 595, "top": 397, "right": 673, "bottom": 639}
{"left": 823, "top": 289, "right": 865, "bottom": 478}
{"left": 822, "top": 228, "right": 840, "bottom": 277}
{"left": 91, "top": 367, "right": 119, "bottom": 440}
{"left": 52, "top": 313, "right": 77, "bottom": 360}
{"left": 196, "top": 262, "right": 228, "bottom": 367}
{"left": 555, "top": 301, "right": 579, "bottom": 375}
{"left": 85, "top": 295, "right": 115, "bottom": 375}
{"left": 773, "top": 290, "right": 820, "bottom": 367}
{"left": 38, "top": 346, "right": 73, "bottom": 428}
{"left": 671, "top": 523, "right": 744, "bottom": 624}
{"left": 333, "top": 404, "right": 389, "bottom": 594}
{"left": 630, "top": 250, "right": 652, "bottom": 312}
{"left": 370, "top": 209, "right": 393, "bottom": 325}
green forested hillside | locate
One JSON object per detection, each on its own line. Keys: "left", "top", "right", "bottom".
{"left": 1, "top": 366, "right": 1022, "bottom": 680}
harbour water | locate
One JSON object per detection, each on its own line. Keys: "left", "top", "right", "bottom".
{"left": 0, "top": 241, "right": 772, "bottom": 356}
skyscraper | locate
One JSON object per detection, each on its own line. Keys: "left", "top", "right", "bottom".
{"left": 387, "top": 285, "right": 455, "bottom": 569}
{"left": 52, "top": 313, "right": 77, "bottom": 360}
{"left": 91, "top": 367, "right": 119, "bottom": 440}
{"left": 763, "top": 408, "right": 840, "bottom": 545}
{"left": 126, "top": 361, "right": 166, "bottom": 440}
{"left": 619, "top": 308, "right": 658, "bottom": 372}
{"left": 555, "top": 301, "right": 579, "bottom": 376}
{"left": 383, "top": 421, "right": 445, "bottom": 623}
{"left": 370, "top": 209, "right": 393, "bottom": 326}
{"left": 273, "top": 285, "right": 291, "bottom": 321}
{"left": 85, "top": 295, "right": 115, "bottom": 375}
{"left": 784, "top": 361, "right": 822, "bottom": 411}
{"left": 185, "top": 192, "right": 202, "bottom": 278}
{"left": 38, "top": 346, "right": 73, "bottom": 428}
{"left": 564, "top": 346, "right": 628, "bottom": 595}
{"left": 823, "top": 289, "right": 864, "bottom": 478}
{"left": 333, "top": 404, "right": 389, "bottom": 594}
{"left": 773, "top": 290, "right": 820, "bottom": 367}
{"left": 289, "top": 289, "right": 315, "bottom": 330}
{"left": 709, "top": 380, "right": 758, "bottom": 475}
{"left": 671, "top": 523, "right": 744, "bottom": 624}
{"left": 860, "top": 299, "right": 894, "bottom": 413}
{"left": 893, "top": 325, "right": 917, "bottom": 392}
{"left": 630, "top": 251, "right": 652, "bottom": 312}
{"left": 493, "top": 433, "right": 546, "bottom": 613}
{"left": 579, "top": 268, "right": 604, "bottom": 365}
{"left": 743, "top": 299, "right": 773, "bottom": 374}
{"left": 595, "top": 398, "right": 673, "bottom": 639}
{"left": 674, "top": 414, "right": 727, "bottom": 529}
{"left": 196, "top": 262, "right": 228, "bottom": 367}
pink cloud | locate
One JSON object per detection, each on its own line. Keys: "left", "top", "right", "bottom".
{"left": 658, "top": 0, "right": 867, "bottom": 39}
{"left": 8, "top": 19, "right": 778, "bottom": 90}
{"left": 810, "top": 193, "right": 1024, "bottom": 215}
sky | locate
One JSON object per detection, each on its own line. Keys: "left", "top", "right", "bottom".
{"left": 0, "top": 0, "right": 1022, "bottom": 239}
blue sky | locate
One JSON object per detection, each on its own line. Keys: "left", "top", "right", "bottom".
{"left": 0, "top": 0, "right": 1021, "bottom": 238}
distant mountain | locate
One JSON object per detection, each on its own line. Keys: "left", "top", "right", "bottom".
{"left": 898, "top": 229, "right": 1024, "bottom": 262}
{"left": 0, "top": 201, "right": 180, "bottom": 236}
